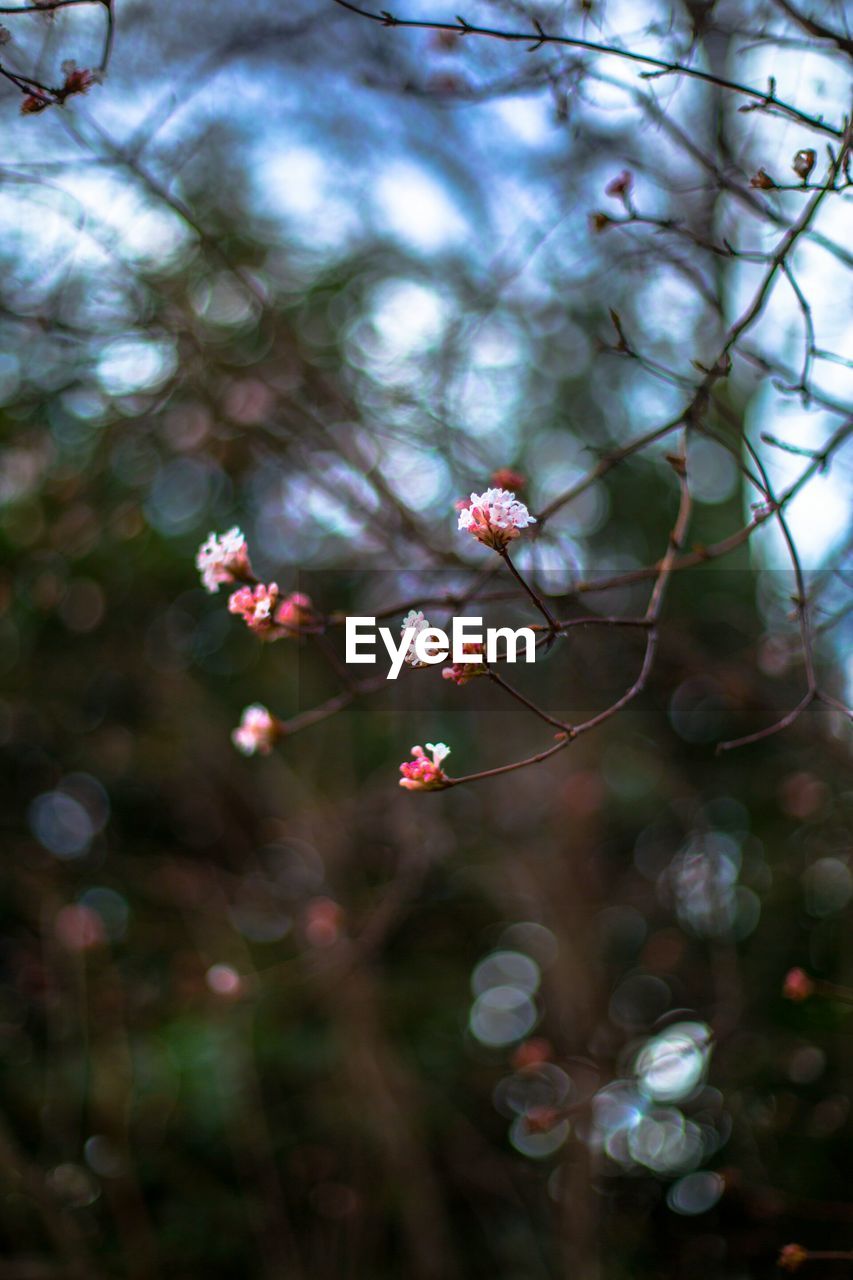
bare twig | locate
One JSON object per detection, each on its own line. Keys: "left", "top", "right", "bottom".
{"left": 332, "top": 0, "right": 846, "bottom": 137}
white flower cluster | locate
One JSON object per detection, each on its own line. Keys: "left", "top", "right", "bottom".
{"left": 196, "top": 527, "right": 250, "bottom": 593}
{"left": 401, "top": 610, "right": 432, "bottom": 666}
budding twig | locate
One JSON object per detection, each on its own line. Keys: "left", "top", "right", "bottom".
{"left": 332, "top": 0, "right": 846, "bottom": 137}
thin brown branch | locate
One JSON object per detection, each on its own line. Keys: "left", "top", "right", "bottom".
{"left": 538, "top": 417, "right": 684, "bottom": 523}
{"left": 332, "top": 0, "right": 846, "bottom": 137}
{"left": 567, "top": 432, "right": 693, "bottom": 738}
{"left": 715, "top": 434, "right": 853, "bottom": 751}
{"left": 499, "top": 545, "right": 559, "bottom": 631}
{"left": 487, "top": 670, "right": 569, "bottom": 731}
{"left": 445, "top": 733, "right": 570, "bottom": 787}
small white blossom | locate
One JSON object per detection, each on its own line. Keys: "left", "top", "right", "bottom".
{"left": 402, "top": 609, "right": 431, "bottom": 666}
{"left": 425, "top": 742, "right": 450, "bottom": 766}
{"left": 196, "top": 526, "right": 251, "bottom": 593}
{"left": 457, "top": 488, "right": 536, "bottom": 550}
{"left": 232, "top": 704, "right": 279, "bottom": 756}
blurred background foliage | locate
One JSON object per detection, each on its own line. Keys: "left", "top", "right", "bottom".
{"left": 0, "top": 0, "right": 851, "bottom": 1276}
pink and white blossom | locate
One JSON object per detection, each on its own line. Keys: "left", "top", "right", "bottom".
{"left": 196, "top": 527, "right": 252, "bottom": 593}
{"left": 229, "top": 585, "right": 317, "bottom": 640}
{"left": 228, "top": 582, "right": 283, "bottom": 638}
{"left": 457, "top": 488, "right": 536, "bottom": 550}
{"left": 232, "top": 704, "right": 280, "bottom": 756}
{"left": 399, "top": 742, "right": 451, "bottom": 791}
{"left": 402, "top": 610, "right": 432, "bottom": 666}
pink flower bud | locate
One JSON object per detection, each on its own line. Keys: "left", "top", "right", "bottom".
{"left": 778, "top": 1244, "right": 808, "bottom": 1272}
{"left": 304, "top": 897, "right": 344, "bottom": 947}
{"left": 274, "top": 591, "right": 317, "bottom": 634}
{"left": 782, "top": 968, "right": 814, "bottom": 1002}
{"left": 441, "top": 642, "right": 485, "bottom": 685}
{"left": 399, "top": 743, "right": 451, "bottom": 791}
{"left": 228, "top": 582, "right": 283, "bottom": 637}
{"left": 55, "top": 905, "right": 105, "bottom": 952}
{"left": 491, "top": 467, "right": 526, "bottom": 491}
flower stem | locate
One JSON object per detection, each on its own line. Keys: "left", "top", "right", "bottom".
{"left": 499, "top": 547, "right": 559, "bottom": 632}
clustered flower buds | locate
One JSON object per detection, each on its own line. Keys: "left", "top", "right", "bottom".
{"left": 58, "top": 61, "right": 96, "bottom": 101}
{"left": 442, "top": 642, "right": 485, "bottom": 686}
{"left": 782, "top": 967, "right": 815, "bottom": 1002}
{"left": 228, "top": 584, "right": 315, "bottom": 640}
{"left": 228, "top": 582, "right": 282, "bottom": 636}
{"left": 20, "top": 61, "right": 98, "bottom": 115}
{"left": 457, "top": 487, "right": 536, "bottom": 550}
{"left": 193, "top": 526, "right": 328, "bottom": 763}
{"left": 196, "top": 527, "right": 253, "bottom": 593}
{"left": 399, "top": 743, "right": 451, "bottom": 791}
{"left": 232, "top": 705, "right": 280, "bottom": 756}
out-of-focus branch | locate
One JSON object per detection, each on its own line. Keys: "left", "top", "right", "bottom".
{"left": 771, "top": 0, "right": 853, "bottom": 58}
{"left": 567, "top": 431, "right": 693, "bottom": 739}
{"left": 716, "top": 434, "right": 853, "bottom": 752}
{"left": 0, "top": 0, "right": 113, "bottom": 108}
